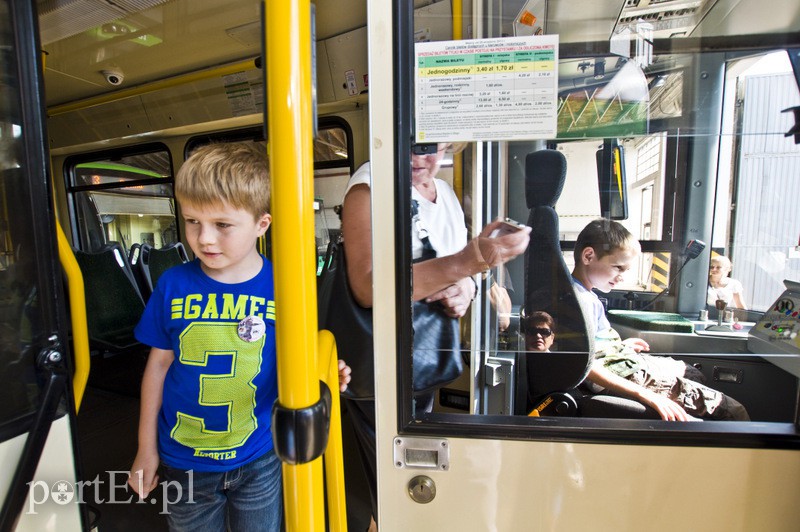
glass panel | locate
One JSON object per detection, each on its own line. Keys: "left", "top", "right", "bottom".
{"left": 404, "top": 0, "right": 800, "bottom": 427}
{"left": 313, "top": 127, "right": 349, "bottom": 163}
{"left": 67, "top": 151, "right": 176, "bottom": 254}
{"left": 0, "top": 0, "right": 45, "bottom": 426}
{"left": 711, "top": 52, "right": 800, "bottom": 315}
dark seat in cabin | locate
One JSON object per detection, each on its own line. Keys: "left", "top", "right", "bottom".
{"left": 518, "top": 149, "right": 658, "bottom": 419}
{"left": 134, "top": 242, "right": 190, "bottom": 300}
{"left": 74, "top": 242, "right": 146, "bottom": 352}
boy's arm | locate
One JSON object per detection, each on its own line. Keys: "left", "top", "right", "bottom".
{"left": 128, "top": 347, "right": 173, "bottom": 498}
{"left": 586, "top": 361, "right": 694, "bottom": 421}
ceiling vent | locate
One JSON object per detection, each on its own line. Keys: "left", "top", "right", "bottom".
{"left": 38, "top": 0, "right": 170, "bottom": 45}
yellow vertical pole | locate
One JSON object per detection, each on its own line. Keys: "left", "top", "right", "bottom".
{"left": 264, "top": 1, "right": 324, "bottom": 530}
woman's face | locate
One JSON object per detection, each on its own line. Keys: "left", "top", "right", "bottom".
{"left": 410, "top": 143, "right": 446, "bottom": 186}
{"left": 709, "top": 260, "right": 731, "bottom": 282}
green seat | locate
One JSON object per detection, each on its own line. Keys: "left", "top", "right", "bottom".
{"left": 137, "top": 242, "right": 189, "bottom": 299}
{"left": 74, "top": 243, "right": 146, "bottom": 351}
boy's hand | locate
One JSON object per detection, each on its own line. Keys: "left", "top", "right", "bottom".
{"left": 337, "top": 359, "right": 352, "bottom": 393}
{"left": 128, "top": 449, "right": 160, "bottom": 499}
{"left": 640, "top": 389, "right": 699, "bottom": 422}
{"left": 622, "top": 337, "right": 650, "bottom": 352}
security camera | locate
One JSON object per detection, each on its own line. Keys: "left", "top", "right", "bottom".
{"left": 101, "top": 68, "right": 124, "bottom": 86}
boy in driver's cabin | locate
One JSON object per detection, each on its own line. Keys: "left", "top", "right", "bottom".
{"left": 571, "top": 218, "right": 748, "bottom": 421}
{"left": 127, "top": 142, "right": 351, "bottom": 530}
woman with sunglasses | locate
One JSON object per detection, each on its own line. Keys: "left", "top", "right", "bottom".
{"left": 521, "top": 311, "right": 556, "bottom": 352}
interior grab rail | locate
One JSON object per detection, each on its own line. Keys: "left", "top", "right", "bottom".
{"left": 56, "top": 220, "right": 90, "bottom": 413}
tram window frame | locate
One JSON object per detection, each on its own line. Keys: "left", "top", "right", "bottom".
{"left": 184, "top": 117, "right": 354, "bottom": 174}
{"left": 391, "top": 2, "right": 800, "bottom": 448}
{"left": 184, "top": 119, "right": 354, "bottom": 262}
{"left": 63, "top": 143, "right": 177, "bottom": 255}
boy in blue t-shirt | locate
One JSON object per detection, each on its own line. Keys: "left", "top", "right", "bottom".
{"left": 127, "top": 143, "right": 350, "bottom": 530}
{"left": 571, "top": 219, "right": 748, "bottom": 421}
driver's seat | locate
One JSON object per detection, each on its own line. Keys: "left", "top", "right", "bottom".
{"left": 518, "top": 149, "right": 658, "bottom": 419}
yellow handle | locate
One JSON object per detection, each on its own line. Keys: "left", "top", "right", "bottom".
{"left": 55, "top": 221, "right": 90, "bottom": 413}
{"left": 318, "top": 330, "right": 348, "bottom": 532}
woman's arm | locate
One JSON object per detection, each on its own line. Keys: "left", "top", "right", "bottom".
{"left": 340, "top": 184, "right": 374, "bottom": 307}
{"left": 341, "top": 184, "right": 530, "bottom": 307}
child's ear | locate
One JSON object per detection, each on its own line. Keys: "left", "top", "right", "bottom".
{"left": 257, "top": 213, "right": 272, "bottom": 235}
{"left": 581, "top": 246, "right": 595, "bottom": 265}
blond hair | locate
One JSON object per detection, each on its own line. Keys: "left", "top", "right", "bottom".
{"left": 175, "top": 142, "right": 270, "bottom": 219}
{"left": 710, "top": 255, "right": 732, "bottom": 269}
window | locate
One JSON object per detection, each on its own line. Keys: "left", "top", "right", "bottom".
{"left": 65, "top": 147, "right": 176, "bottom": 255}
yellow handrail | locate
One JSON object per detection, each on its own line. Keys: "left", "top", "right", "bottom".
{"left": 55, "top": 221, "right": 90, "bottom": 413}
{"left": 265, "top": 1, "right": 328, "bottom": 530}
{"left": 318, "top": 330, "right": 348, "bottom": 532}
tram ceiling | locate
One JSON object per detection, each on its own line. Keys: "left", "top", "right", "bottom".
{"left": 36, "top": 0, "right": 799, "bottom": 108}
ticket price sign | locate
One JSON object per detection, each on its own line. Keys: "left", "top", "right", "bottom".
{"left": 415, "top": 35, "right": 558, "bottom": 143}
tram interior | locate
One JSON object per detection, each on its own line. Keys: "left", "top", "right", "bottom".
{"left": 16, "top": 0, "right": 799, "bottom": 529}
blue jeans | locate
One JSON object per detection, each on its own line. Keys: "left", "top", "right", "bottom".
{"left": 161, "top": 449, "right": 283, "bottom": 532}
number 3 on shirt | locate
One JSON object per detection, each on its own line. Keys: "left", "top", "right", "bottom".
{"left": 171, "top": 322, "right": 262, "bottom": 450}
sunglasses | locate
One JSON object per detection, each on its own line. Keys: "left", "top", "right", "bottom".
{"left": 411, "top": 143, "right": 446, "bottom": 155}
{"left": 527, "top": 327, "right": 553, "bottom": 338}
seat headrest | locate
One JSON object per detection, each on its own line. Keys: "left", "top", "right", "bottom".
{"left": 525, "top": 150, "right": 567, "bottom": 209}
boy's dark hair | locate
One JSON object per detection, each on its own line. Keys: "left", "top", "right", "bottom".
{"left": 574, "top": 218, "right": 639, "bottom": 261}
{"left": 520, "top": 311, "right": 555, "bottom": 334}
{"left": 175, "top": 142, "right": 270, "bottom": 219}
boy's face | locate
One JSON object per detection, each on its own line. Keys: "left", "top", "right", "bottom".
{"left": 181, "top": 201, "right": 271, "bottom": 281}
{"left": 580, "top": 246, "right": 637, "bottom": 293}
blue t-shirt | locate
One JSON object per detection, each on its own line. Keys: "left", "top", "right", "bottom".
{"left": 134, "top": 257, "right": 277, "bottom": 472}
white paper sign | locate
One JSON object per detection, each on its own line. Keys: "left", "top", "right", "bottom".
{"left": 415, "top": 35, "right": 558, "bottom": 142}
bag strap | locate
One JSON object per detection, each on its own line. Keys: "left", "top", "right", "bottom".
{"left": 411, "top": 199, "right": 437, "bottom": 261}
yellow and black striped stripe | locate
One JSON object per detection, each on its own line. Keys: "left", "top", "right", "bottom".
{"left": 649, "top": 252, "right": 670, "bottom": 292}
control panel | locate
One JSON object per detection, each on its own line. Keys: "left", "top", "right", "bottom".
{"left": 748, "top": 280, "right": 800, "bottom": 377}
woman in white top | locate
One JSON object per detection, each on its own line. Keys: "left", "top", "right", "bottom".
{"left": 707, "top": 255, "right": 747, "bottom": 309}
{"left": 340, "top": 143, "right": 530, "bottom": 531}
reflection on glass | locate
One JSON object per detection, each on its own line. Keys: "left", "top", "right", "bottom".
{"left": 405, "top": 2, "right": 799, "bottom": 425}
{"left": 0, "top": 0, "right": 45, "bottom": 424}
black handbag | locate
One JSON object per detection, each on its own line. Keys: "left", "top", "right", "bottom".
{"left": 317, "top": 201, "right": 463, "bottom": 399}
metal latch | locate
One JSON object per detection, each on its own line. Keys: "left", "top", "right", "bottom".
{"left": 393, "top": 437, "right": 449, "bottom": 471}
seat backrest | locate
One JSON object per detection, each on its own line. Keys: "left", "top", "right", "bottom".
{"left": 522, "top": 150, "right": 594, "bottom": 398}
{"left": 139, "top": 242, "right": 189, "bottom": 296}
{"left": 74, "top": 243, "right": 146, "bottom": 351}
